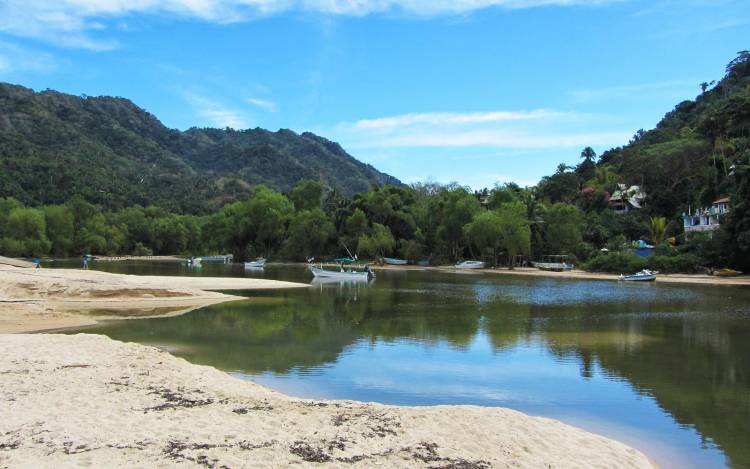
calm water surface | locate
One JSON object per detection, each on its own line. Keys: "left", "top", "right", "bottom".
{"left": 66, "top": 261, "right": 750, "bottom": 468}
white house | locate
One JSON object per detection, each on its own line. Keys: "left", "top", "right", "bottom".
{"left": 682, "top": 197, "right": 731, "bottom": 236}
{"left": 611, "top": 184, "right": 646, "bottom": 214}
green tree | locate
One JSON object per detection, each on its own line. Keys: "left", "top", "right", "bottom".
{"left": 496, "top": 202, "right": 531, "bottom": 267}
{"left": 576, "top": 147, "right": 597, "bottom": 182}
{"left": 345, "top": 208, "right": 369, "bottom": 238}
{"left": 649, "top": 216, "right": 668, "bottom": 247}
{"left": 436, "top": 187, "right": 481, "bottom": 260}
{"left": 589, "top": 166, "right": 619, "bottom": 193}
{"left": 464, "top": 211, "right": 503, "bottom": 265}
{"left": 0, "top": 197, "right": 23, "bottom": 237}
{"left": 290, "top": 179, "right": 325, "bottom": 212}
{"left": 287, "top": 209, "right": 335, "bottom": 259}
{"left": 44, "top": 205, "right": 74, "bottom": 256}
{"left": 1, "top": 208, "right": 51, "bottom": 256}
{"left": 357, "top": 223, "right": 395, "bottom": 258}
{"left": 152, "top": 215, "right": 189, "bottom": 254}
{"left": 487, "top": 183, "right": 521, "bottom": 210}
{"left": 543, "top": 203, "right": 584, "bottom": 256}
{"left": 66, "top": 196, "right": 108, "bottom": 254}
{"left": 537, "top": 168, "right": 580, "bottom": 204}
{"left": 726, "top": 151, "right": 750, "bottom": 269}
{"left": 245, "top": 185, "right": 294, "bottom": 256}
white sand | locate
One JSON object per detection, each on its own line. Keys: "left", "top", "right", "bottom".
{"left": 0, "top": 264, "right": 308, "bottom": 333}
{"left": 374, "top": 265, "right": 750, "bottom": 286}
{"left": 0, "top": 334, "right": 655, "bottom": 468}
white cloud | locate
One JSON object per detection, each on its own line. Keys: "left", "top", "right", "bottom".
{"left": 246, "top": 97, "right": 278, "bottom": 112}
{"left": 330, "top": 109, "right": 628, "bottom": 151}
{"left": 0, "top": 41, "right": 59, "bottom": 76}
{"left": 182, "top": 91, "right": 250, "bottom": 129}
{"left": 354, "top": 109, "right": 573, "bottom": 130}
{"left": 0, "top": 0, "right": 624, "bottom": 50}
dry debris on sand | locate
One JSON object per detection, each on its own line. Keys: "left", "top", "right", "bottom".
{"left": 0, "top": 334, "right": 654, "bottom": 468}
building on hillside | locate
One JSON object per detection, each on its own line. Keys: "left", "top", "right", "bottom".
{"left": 682, "top": 197, "right": 731, "bottom": 236}
{"left": 610, "top": 184, "right": 646, "bottom": 213}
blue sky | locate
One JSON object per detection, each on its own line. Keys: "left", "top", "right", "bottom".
{"left": 0, "top": 1, "right": 747, "bottom": 189}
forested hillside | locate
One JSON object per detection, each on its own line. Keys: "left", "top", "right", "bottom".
{"left": 534, "top": 51, "right": 750, "bottom": 269}
{"left": 0, "top": 83, "right": 399, "bottom": 212}
{"left": 0, "top": 53, "right": 747, "bottom": 270}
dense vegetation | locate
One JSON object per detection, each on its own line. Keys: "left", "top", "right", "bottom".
{"left": 1, "top": 52, "right": 748, "bottom": 271}
{"left": 0, "top": 83, "right": 399, "bottom": 212}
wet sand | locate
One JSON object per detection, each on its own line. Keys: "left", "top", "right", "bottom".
{"left": 0, "top": 264, "right": 307, "bottom": 333}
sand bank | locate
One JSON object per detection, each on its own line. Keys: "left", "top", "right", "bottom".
{"left": 0, "top": 265, "right": 308, "bottom": 333}
{"left": 373, "top": 265, "right": 750, "bottom": 286}
{"left": 0, "top": 333, "right": 654, "bottom": 468}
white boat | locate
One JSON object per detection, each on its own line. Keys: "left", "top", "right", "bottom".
{"left": 532, "top": 255, "right": 574, "bottom": 272}
{"left": 187, "top": 257, "right": 202, "bottom": 266}
{"left": 455, "top": 260, "right": 485, "bottom": 269}
{"left": 309, "top": 265, "right": 374, "bottom": 280}
{"left": 244, "top": 258, "right": 266, "bottom": 268}
{"left": 620, "top": 269, "right": 657, "bottom": 282}
{"left": 201, "top": 254, "right": 234, "bottom": 263}
{"left": 383, "top": 257, "right": 408, "bottom": 265}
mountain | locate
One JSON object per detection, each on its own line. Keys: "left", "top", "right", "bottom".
{"left": 0, "top": 83, "right": 400, "bottom": 213}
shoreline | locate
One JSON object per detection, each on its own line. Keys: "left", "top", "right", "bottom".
{"left": 0, "top": 264, "right": 308, "bottom": 334}
{"left": 371, "top": 264, "right": 750, "bottom": 286}
{"left": 0, "top": 333, "right": 655, "bottom": 468}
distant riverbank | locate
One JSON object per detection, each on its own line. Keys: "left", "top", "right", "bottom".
{"left": 371, "top": 264, "right": 750, "bottom": 287}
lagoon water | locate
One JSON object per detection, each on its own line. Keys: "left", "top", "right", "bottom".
{"left": 69, "top": 261, "right": 750, "bottom": 468}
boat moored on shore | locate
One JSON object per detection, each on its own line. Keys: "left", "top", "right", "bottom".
{"left": 620, "top": 269, "right": 657, "bottom": 282}
{"left": 532, "top": 255, "right": 574, "bottom": 272}
{"left": 455, "top": 260, "right": 485, "bottom": 269}
{"left": 244, "top": 258, "right": 266, "bottom": 268}
{"left": 383, "top": 257, "right": 408, "bottom": 265}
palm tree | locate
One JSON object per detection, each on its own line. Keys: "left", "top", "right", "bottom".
{"left": 649, "top": 217, "right": 667, "bottom": 247}
{"left": 556, "top": 163, "right": 571, "bottom": 174}
{"left": 580, "top": 146, "right": 596, "bottom": 164}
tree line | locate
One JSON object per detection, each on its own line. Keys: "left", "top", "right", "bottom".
{"left": 0, "top": 171, "right": 742, "bottom": 272}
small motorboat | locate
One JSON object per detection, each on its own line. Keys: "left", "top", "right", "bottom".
{"left": 309, "top": 264, "right": 374, "bottom": 280}
{"left": 383, "top": 257, "right": 408, "bottom": 265}
{"left": 532, "top": 255, "right": 574, "bottom": 272}
{"left": 186, "top": 256, "right": 202, "bottom": 267}
{"left": 455, "top": 260, "right": 485, "bottom": 269}
{"left": 417, "top": 259, "right": 431, "bottom": 267}
{"left": 620, "top": 269, "right": 657, "bottom": 282}
{"left": 714, "top": 268, "right": 742, "bottom": 277}
{"left": 244, "top": 258, "right": 266, "bottom": 268}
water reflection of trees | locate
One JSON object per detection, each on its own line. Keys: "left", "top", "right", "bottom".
{"left": 90, "top": 277, "right": 750, "bottom": 467}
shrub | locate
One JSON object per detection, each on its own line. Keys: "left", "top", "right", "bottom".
{"left": 584, "top": 252, "right": 646, "bottom": 273}
{"left": 584, "top": 252, "right": 702, "bottom": 274}
{"left": 647, "top": 254, "right": 701, "bottom": 273}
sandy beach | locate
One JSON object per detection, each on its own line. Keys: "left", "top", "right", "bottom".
{"left": 0, "top": 333, "right": 654, "bottom": 468}
{"left": 372, "top": 264, "right": 750, "bottom": 286}
{"left": 0, "top": 263, "right": 307, "bottom": 333}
